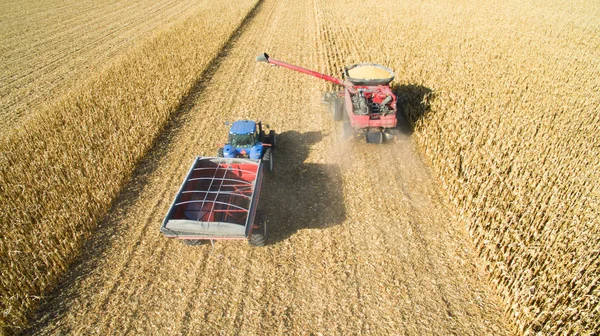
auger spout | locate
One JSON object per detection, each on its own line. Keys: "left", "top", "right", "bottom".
{"left": 256, "top": 53, "right": 354, "bottom": 89}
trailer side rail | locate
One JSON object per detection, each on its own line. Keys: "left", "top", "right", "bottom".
{"left": 160, "top": 157, "right": 262, "bottom": 239}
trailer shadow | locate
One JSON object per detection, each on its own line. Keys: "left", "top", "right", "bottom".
{"left": 393, "top": 84, "right": 434, "bottom": 135}
{"left": 259, "top": 131, "right": 346, "bottom": 244}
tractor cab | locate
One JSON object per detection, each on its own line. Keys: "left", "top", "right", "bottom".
{"left": 222, "top": 120, "right": 264, "bottom": 159}
{"left": 217, "top": 119, "right": 276, "bottom": 173}
{"left": 228, "top": 120, "right": 258, "bottom": 148}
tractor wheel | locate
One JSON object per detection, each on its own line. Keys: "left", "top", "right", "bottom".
{"left": 217, "top": 148, "right": 224, "bottom": 157}
{"left": 268, "top": 130, "right": 277, "bottom": 149}
{"left": 258, "top": 130, "right": 267, "bottom": 143}
{"left": 263, "top": 148, "right": 274, "bottom": 174}
{"left": 183, "top": 239, "right": 205, "bottom": 246}
{"left": 331, "top": 98, "right": 343, "bottom": 121}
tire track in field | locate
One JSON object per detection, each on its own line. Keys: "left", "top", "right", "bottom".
{"left": 177, "top": 1, "right": 320, "bottom": 332}
{"left": 312, "top": 1, "right": 370, "bottom": 331}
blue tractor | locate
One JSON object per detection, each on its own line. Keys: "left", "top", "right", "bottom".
{"left": 217, "top": 120, "right": 276, "bottom": 173}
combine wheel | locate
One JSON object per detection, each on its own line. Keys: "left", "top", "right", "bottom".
{"left": 383, "top": 130, "right": 396, "bottom": 142}
{"left": 183, "top": 239, "right": 206, "bottom": 246}
{"left": 217, "top": 148, "right": 224, "bottom": 157}
{"left": 342, "top": 120, "right": 353, "bottom": 139}
{"left": 331, "top": 98, "right": 344, "bottom": 121}
{"left": 341, "top": 107, "right": 353, "bottom": 139}
{"left": 321, "top": 92, "right": 333, "bottom": 104}
{"left": 366, "top": 131, "right": 383, "bottom": 144}
{"left": 262, "top": 148, "right": 274, "bottom": 173}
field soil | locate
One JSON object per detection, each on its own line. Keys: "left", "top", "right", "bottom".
{"left": 28, "top": 0, "right": 510, "bottom": 334}
{"left": 0, "top": 0, "right": 207, "bottom": 130}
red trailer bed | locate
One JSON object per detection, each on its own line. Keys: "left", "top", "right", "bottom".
{"left": 160, "top": 157, "right": 264, "bottom": 245}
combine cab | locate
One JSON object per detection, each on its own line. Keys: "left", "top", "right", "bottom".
{"left": 161, "top": 157, "right": 267, "bottom": 246}
{"left": 257, "top": 53, "right": 397, "bottom": 143}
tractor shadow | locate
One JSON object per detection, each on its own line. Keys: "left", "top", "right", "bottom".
{"left": 259, "top": 131, "right": 346, "bottom": 244}
{"left": 393, "top": 84, "right": 434, "bottom": 135}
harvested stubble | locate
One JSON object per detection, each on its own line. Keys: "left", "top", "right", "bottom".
{"left": 318, "top": 0, "right": 600, "bottom": 333}
{"left": 0, "top": 0, "right": 257, "bottom": 332}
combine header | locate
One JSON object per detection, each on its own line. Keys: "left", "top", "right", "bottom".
{"left": 256, "top": 53, "right": 397, "bottom": 143}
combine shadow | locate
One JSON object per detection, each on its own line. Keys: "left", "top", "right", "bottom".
{"left": 259, "top": 131, "right": 346, "bottom": 244}
{"left": 393, "top": 84, "right": 434, "bottom": 135}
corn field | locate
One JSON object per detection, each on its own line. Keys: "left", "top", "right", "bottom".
{"left": 1, "top": 0, "right": 598, "bottom": 334}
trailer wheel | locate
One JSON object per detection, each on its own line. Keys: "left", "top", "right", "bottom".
{"left": 217, "top": 148, "right": 224, "bottom": 157}
{"left": 249, "top": 221, "right": 267, "bottom": 247}
{"left": 331, "top": 98, "right": 343, "bottom": 121}
{"left": 249, "top": 233, "right": 265, "bottom": 247}
{"left": 183, "top": 239, "right": 205, "bottom": 246}
{"left": 263, "top": 148, "right": 274, "bottom": 173}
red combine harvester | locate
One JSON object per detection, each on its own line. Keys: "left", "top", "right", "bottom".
{"left": 256, "top": 53, "right": 397, "bottom": 143}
